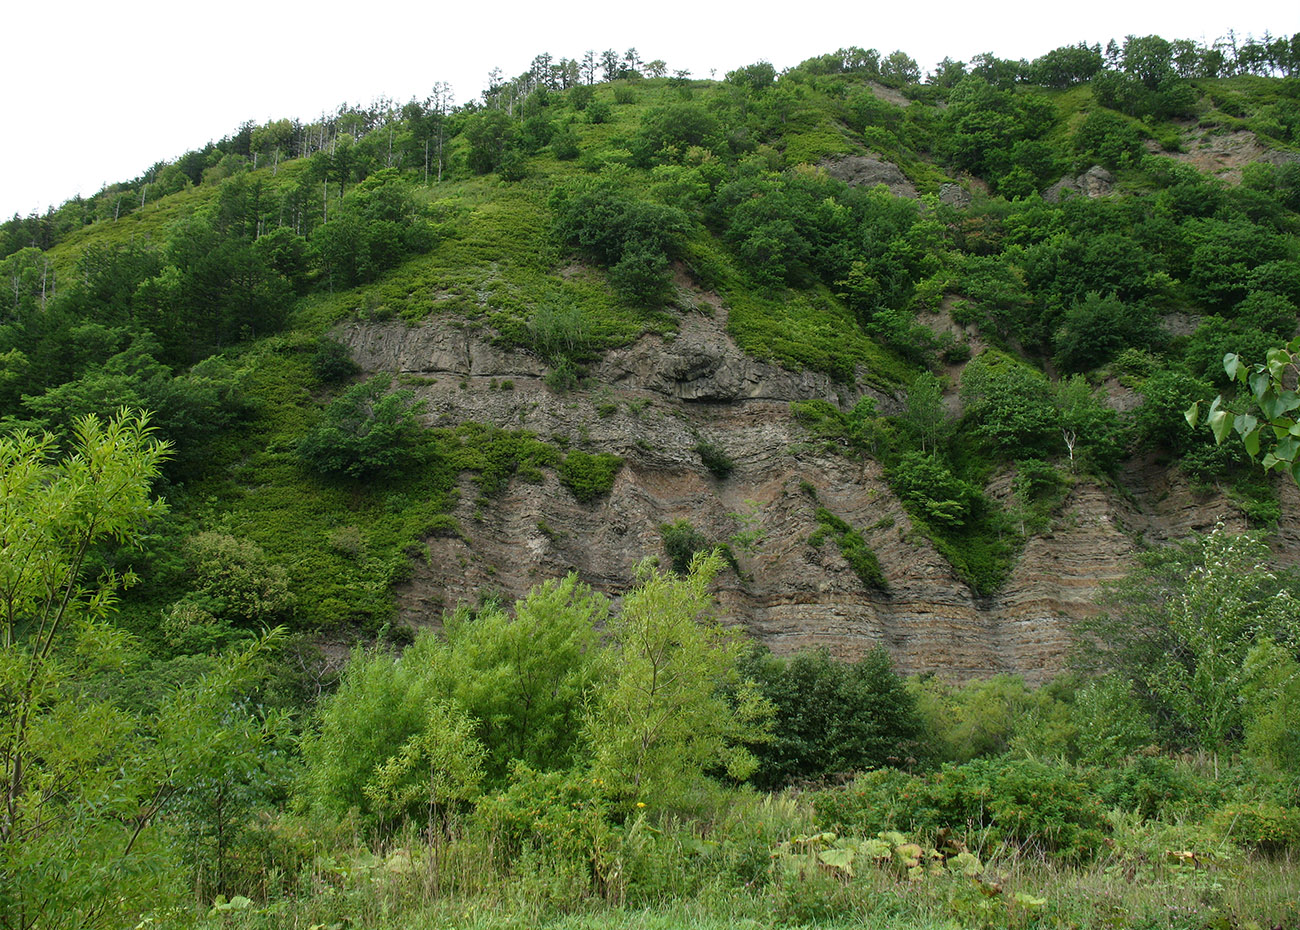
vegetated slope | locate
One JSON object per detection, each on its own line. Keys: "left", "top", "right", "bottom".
{"left": 3, "top": 37, "right": 1299, "bottom": 679}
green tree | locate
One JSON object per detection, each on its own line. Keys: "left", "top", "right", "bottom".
{"left": 1074, "top": 527, "right": 1300, "bottom": 758}
{"left": 297, "top": 376, "right": 426, "bottom": 480}
{"left": 1, "top": 412, "right": 173, "bottom": 928}
{"left": 437, "top": 574, "right": 606, "bottom": 783}
{"left": 959, "top": 352, "right": 1058, "bottom": 457}
{"left": 900, "top": 372, "right": 948, "bottom": 455}
{"left": 584, "top": 553, "right": 771, "bottom": 807}
{"left": 744, "top": 647, "right": 920, "bottom": 788}
{"left": 1054, "top": 374, "right": 1123, "bottom": 470}
{"left": 301, "top": 574, "right": 606, "bottom": 819}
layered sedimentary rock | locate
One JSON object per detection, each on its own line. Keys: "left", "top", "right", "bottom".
{"left": 343, "top": 302, "right": 1277, "bottom": 685}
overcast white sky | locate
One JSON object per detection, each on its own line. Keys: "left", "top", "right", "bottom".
{"left": 1, "top": 0, "right": 1295, "bottom": 221}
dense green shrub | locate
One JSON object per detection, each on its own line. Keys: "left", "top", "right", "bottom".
{"left": 550, "top": 172, "right": 689, "bottom": 304}
{"left": 808, "top": 507, "right": 888, "bottom": 591}
{"left": 659, "top": 519, "right": 712, "bottom": 574}
{"left": 887, "top": 453, "right": 977, "bottom": 528}
{"left": 1095, "top": 756, "right": 1214, "bottom": 821}
{"left": 812, "top": 767, "right": 923, "bottom": 835}
{"left": 1211, "top": 802, "right": 1300, "bottom": 854}
{"left": 301, "top": 574, "right": 607, "bottom": 819}
{"left": 745, "top": 647, "right": 919, "bottom": 788}
{"left": 923, "top": 757, "right": 1109, "bottom": 861}
{"left": 814, "top": 757, "right": 1110, "bottom": 861}
{"left": 959, "top": 352, "right": 1058, "bottom": 457}
{"left": 695, "top": 439, "right": 735, "bottom": 479}
{"left": 310, "top": 336, "right": 360, "bottom": 383}
{"left": 558, "top": 450, "right": 622, "bottom": 502}
{"left": 297, "top": 377, "right": 426, "bottom": 480}
{"left": 1053, "top": 291, "right": 1164, "bottom": 373}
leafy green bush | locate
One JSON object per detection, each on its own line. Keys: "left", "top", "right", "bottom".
{"left": 809, "top": 507, "right": 888, "bottom": 591}
{"left": 959, "top": 352, "right": 1058, "bottom": 457}
{"left": 812, "top": 767, "right": 923, "bottom": 835}
{"left": 1053, "top": 291, "right": 1164, "bottom": 373}
{"left": 746, "top": 647, "right": 919, "bottom": 788}
{"left": 310, "top": 336, "right": 360, "bottom": 383}
{"left": 887, "top": 453, "right": 977, "bottom": 528}
{"left": 549, "top": 171, "right": 689, "bottom": 304}
{"left": 923, "top": 757, "right": 1109, "bottom": 861}
{"left": 297, "top": 377, "right": 426, "bottom": 480}
{"left": 695, "top": 439, "right": 735, "bottom": 479}
{"left": 558, "top": 450, "right": 622, "bottom": 502}
{"left": 1094, "top": 756, "right": 1213, "bottom": 821}
{"left": 659, "top": 519, "right": 712, "bottom": 574}
{"left": 474, "top": 763, "right": 615, "bottom": 879}
{"left": 182, "top": 531, "right": 295, "bottom": 627}
{"left": 1212, "top": 802, "right": 1300, "bottom": 854}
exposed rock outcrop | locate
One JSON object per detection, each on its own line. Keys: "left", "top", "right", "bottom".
{"left": 1043, "top": 165, "right": 1114, "bottom": 202}
{"left": 822, "top": 155, "right": 919, "bottom": 199}
{"left": 1159, "top": 127, "right": 1300, "bottom": 182}
{"left": 343, "top": 301, "right": 1286, "bottom": 685}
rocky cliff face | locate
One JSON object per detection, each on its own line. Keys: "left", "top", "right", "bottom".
{"left": 342, "top": 302, "right": 1268, "bottom": 685}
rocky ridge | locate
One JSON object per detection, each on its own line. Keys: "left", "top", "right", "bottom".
{"left": 343, "top": 301, "right": 1270, "bottom": 685}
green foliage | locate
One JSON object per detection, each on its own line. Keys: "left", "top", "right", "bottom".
{"left": 584, "top": 553, "right": 771, "bottom": 808}
{"left": 1240, "top": 639, "right": 1300, "bottom": 775}
{"left": 809, "top": 507, "right": 888, "bottom": 591}
{"left": 899, "top": 371, "right": 949, "bottom": 456}
{"left": 908, "top": 674, "right": 1036, "bottom": 763}
{"left": 659, "top": 519, "right": 713, "bottom": 575}
{"left": 440, "top": 575, "right": 606, "bottom": 783}
{"left": 180, "top": 530, "right": 295, "bottom": 627}
{"left": 1212, "top": 801, "right": 1300, "bottom": 854}
{"left": 1072, "top": 674, "right": 1157, "bottom": 765}
{"left": 302, "top": 573, "right": 606, "bottom": 821}
{"left": 463, "top": 109, "right": 520, "bottom": 175}
{"left": 813, "top": 756, "right": 1111, "bottom": 861}
{"left": 923, "top": 757, "right": 1109, "bottom": 861}
{"left": 1072, "top": 108, "right": 1144, "bottom": 169}
{"left": 888, "top": 452, "right": 977, "bottom": 528}
{"left": 1053, "top": 291, "right": 1163, "bottom": 373}
{"left": 312, "top": 173, "right": 435, "bottom": 288}
{"left": 474, "top": 762, "right": 617, "bottom": 901}
{"left": 744, "top": 647, "right": 919, "bottom": 788}
{"left": 0, "top": 412, "right": 176, "bottom": 927}
{"left": 361, "top": 699, "right": 487, "bottom": 826}
{"left": 557, "top": 450, "right": 622, "bottom": 502}
{"left": 0, "top": 411, "right": 293, "bottom": 920}
{"left": 1188, "top": 337, "right": 1300, "bottom": 482}
{"left": 1094, "top": 755, "right": 1212, "bottom": 820}
{"left": 155, "top": 635, "right": 292, "bottom": 900}
{"left": 939, "top": 76, "right": 1057, "bottom": 192}
{"left": 694, "top": 438, "right": 735, "bottom": 479}
{"left": 630, "top": 104, "right": 725, "bottom": 165}
{"left": 1074, "top": 527, "right": 1300, "bottom": 754}
{"left": 960, "top": 351, "right": 1058, "bottom": 458}
{"left": 297, "top": 376, "right": 426, "bottom": 480}
{"left": 549, "top": 171, "right": 689, "bottom": 304}
{"left": 310, "top": 336, "right": 360, "bottom": 383}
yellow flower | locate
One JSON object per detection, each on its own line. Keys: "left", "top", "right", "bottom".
{"left": 636, "top": 802, "right": 646, "bottom": 808}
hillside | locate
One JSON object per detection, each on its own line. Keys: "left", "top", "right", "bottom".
{"left": 8, "top": 39, "right": 1299, "bottom": 675}
{"left": 6, "top": 34, "right": 1300, "bottom": 930}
